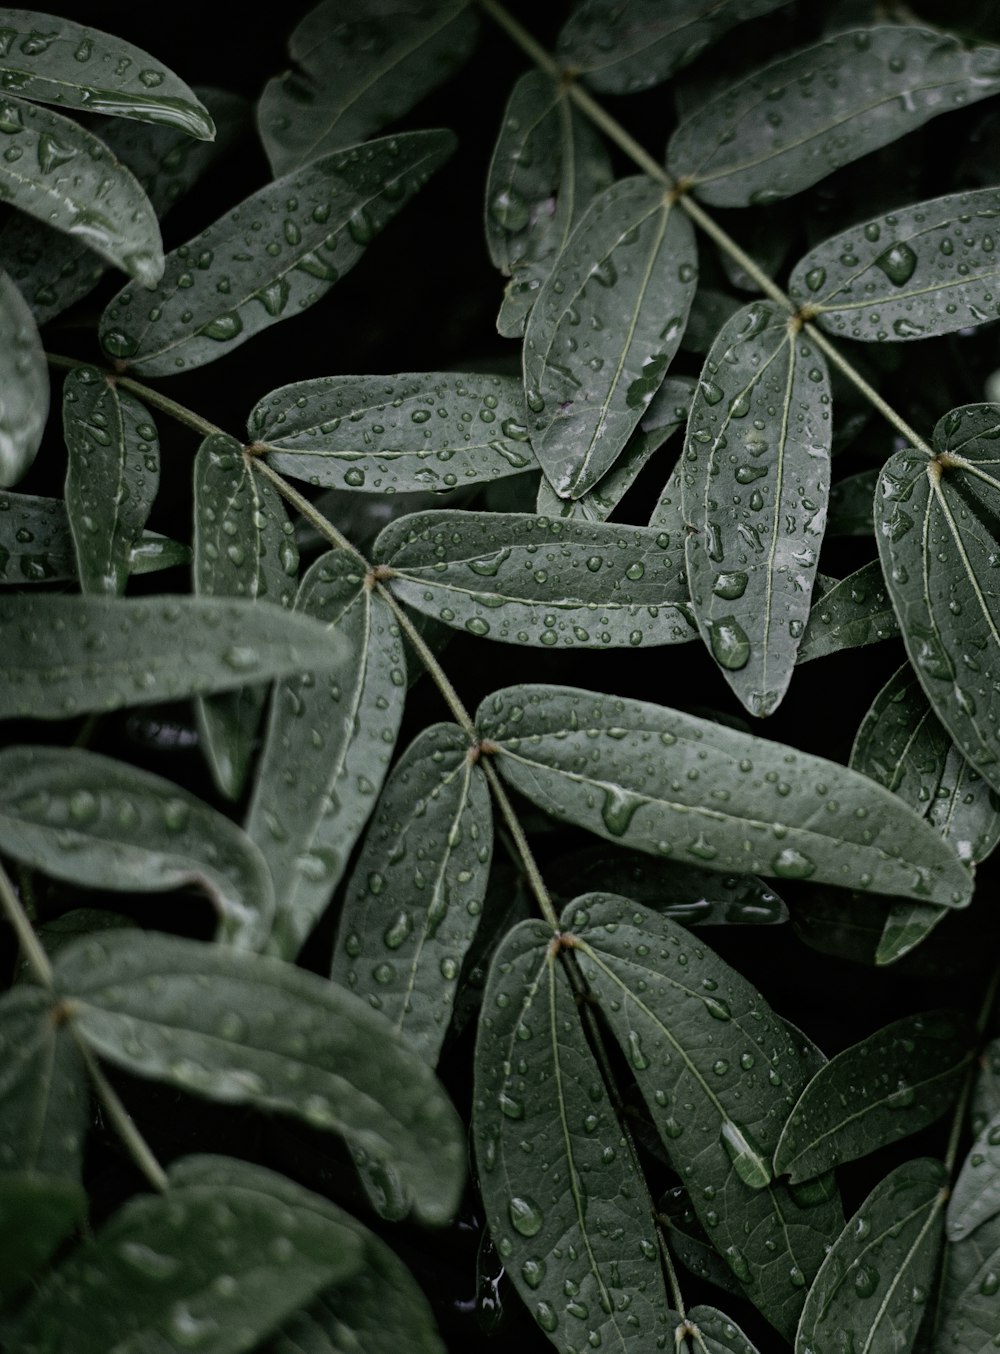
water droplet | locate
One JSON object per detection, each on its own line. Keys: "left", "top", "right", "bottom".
{"left": 201, "top": 311, "right": 243, "bottom": 342}
{"left": 725, "top": 1246, "right": 752, "bottom": 1284}
{"left": 704, "top": 996, "right": 731, "bottom": 1021}
{"left": 804, "top": 267, "right": 826, "bottom": 292}
{"left": 601, "top": 785, "right": 642, "bottom": 836}
{"left": 771, "top": 847, "right": 815, "bottom": 880}
{"left": 854, "top": 1264, "right": 879, "bottom": 1298}
{"left": 892, "top": 316, "right": 925, "bottom": 338}
{"left": 490, "top": 188, "right": 530, "bottom": 232}
{"left": 118, "top": 1241, "right": 180, "bottom": 1278}
{"left": 536, "top": 1302, "right": 558, "bottom": 1332}
{"left": 509, "top": 1195, "right": 544, "bottom": 1236}
{"left": 700, "top": 379, "right": 724, "bottom": 406}
{"left": 522, "top": 1257, "right": 546, "bottom": 1289}
{"left": 706, "top": 616, "right": 750, "bottom": 671}
{"left": 875, "top": 243, "right": 917, "bottom": 286}
{"left": 713, "top": 571, "right": 748, "bottom": 600}
{"left": 720, "top": 1120, "right": 771, "bottom": 1188}
{"left": 383, "top": 911, "right": 411, "bottom": 949}
{"left": 627, "top": 1029, "right": 650, "bottom": 1069}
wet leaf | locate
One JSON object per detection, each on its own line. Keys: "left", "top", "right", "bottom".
{"left": 472, "top": 917, "right": 677, "bottom": 1352}
{"left": 0, "top": 95, "right": 162, "bottom": 284}
{"left": 689, "top": 1304, "right": 763, "bottom": 1353}
{"left": 795, "top": 1158, "right": 946, "bottom": 1354}
{"left": 258, "top": 0, "right": 476, "bottom": 176}
{"left": 0, "top": 1173, "right": 86, "bottom": 1304}
{"left": 0, "top": 746, "right": 275, "bottom": 952}
{"left": 99, "top": 129, "right": 454, "bottom": 376}
{"left": 658, "top": 1188, "right": 744, "bottom": 1299}
{"left": 486, "top": 70, "right": 611, "bottom": 338}
{"left": 0, "top": 10, "right": 214, "bottom": 137}
{"left": 127, "top": 531, "right": 190, "bottom": 576}
{"left": 773, "top": 1010, "right": 971, "bottom": 1182}
{"left": 0, "top": 490, "right": 74, "bottom": 581}
{"left": 934, "top": 1205, "right": 1000, "bottom": 1351}
{"left": 245, "top": 551, "right": 405, "bottom": 960}
{"left": 57, "top": 937, "right": 464, "bottom": 1227}
{"left": 477, "top": 684, "right": 973, "bottom": 907}
{"left": 681, "top": 300, "right": 831, "bottom": 716}
{"left": 62, "top": 365, "right": 159, "bottom": 597}
{"left": 523, "top": 175, "right": 697, "bottom": 498}
{"left": 948, "top": 1111, "right": 1000, "bottom": 1244}
{"left": 796, "top": 559, "right": 899, "bottom": 663}
{"left": 194, "top": 434, "right": 299, "bottom": 801}
{"left": 667, "top": 27, "right": 1000, "bottom": 207}
{"left": 373, "top": 510, "right": 696, "bottom": 648}
{"left": 0, "top": 266, "right": 46, "bottom": 486}
{"left": 569, "top": 893, "right": 841, "bottom": 1339}
{"left": 5, "top": 1154, "right": 366, "bottom": 1354}
{"left": 557, "top": 0, "right": 788, "bottom": 94}
{"left": 249, "top": 372, "right": 537, "bottom": 494}
{"left": 972, "top": 1037, "right": 1000, "bottom": 1134}
{"left": 827, "top": 468, "right": 878, "bottom": 536}
{"left": 789, "top": 188, "right": 1000, "bottom": 342}
{"left": 331, "top": 723, "right": 491, "bottom": 1062}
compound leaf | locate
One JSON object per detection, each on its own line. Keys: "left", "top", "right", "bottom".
{"left": 0, "top": 264, "right": 47, "bottom": 486}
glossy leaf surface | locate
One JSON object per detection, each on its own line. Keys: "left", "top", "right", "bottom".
{"left": 667, "top": 27, "right": 1000, "bottom": 207}
{"left": 690, "top": 1305, "right": 763, "bottom": 1353}
{"left": 790, "top": 188, "right": 1000, "bottom": 342}
{"left": 0, "top": 490, "right": 73, "bottom": 581}
{"left": 477, "top": 685, "right": 973, "bottom": 907}
{"left": 374, "top": 510, "right": 695, "bottom": 648}
{"left": 473, "top": 917, "right": 677, "bottom": 1351}
{"left": 250, "top": 372, "right": 536, "bottom": 493}
{"left": 773, "top": 1010, "right": 971, "bottom": 1183}
{"left": 194, "top": 433, "right": 298, "bottom": 801}
{"left": 934, "top": 1208, "right": 1000, "bottom": 1352}
{"left": 0, "top": 745, "right": 275, "bottom": 951}
{"left": 259, "top": 0, "right": 476, "bottom": 175}
{"left": 0, "top": 265, "right": 47, "bottom": 486}
{"left": 331, "top": 723, "right": 491, "bottom": 1061}
{"left": 62, "top": 365, "right": 158, "bottom": 596}
{"left": 99, "top": 129, "right": 454, "bottom": 375}
{"left": 681, "top": 300, "right": 831, "bottom": 715}
{"left": 0, "top": 1173, "right": 86, "bottom": 1304}
{"left": 795, "top": 1158, "right": 946, "bottom": 1354}
{"left": 948, "top": 1111, "right": 1000, "bottom": 1243}
{"left": 245, "top": 551, "right": 405, "bottom": 959}
{"left": 523, "top": 175, "right": 697, "bottom": 498}
{"left": 0, "top": 593, "right": 346, "bottom": 721}
{"left": 795, "top": 559, "right": 899, "bottom": 664}
{"left": 56, "top": 935, "right": 465, "bottom": 1224}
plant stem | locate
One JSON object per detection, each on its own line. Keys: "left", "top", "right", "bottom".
{"left": 249, "top": 454, "right": 364, "bottom": 560}
{"left": 484, "top": 759, "right": 559, "bottom": 927}
{"left": 375, "top": 587, "right": 478, "bottom": 738}
{"left": 677, "top": 193, "right": 793, "bottom": 312}
{"left": 0, "top": 861, "right": 54, "bottom": 989}
{"left": 73, "top": 1037, "right": 168, "bottom": 1192}
{"left": 45, "top": 351, "right": 225, "bottom": 440}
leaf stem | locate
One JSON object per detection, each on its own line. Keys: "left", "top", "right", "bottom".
{"left": 249, "top": 454, "right": 365, "bottom": 561}
{"left": 0, "top": 860, "right": 53, "bottom": 989}
{"left": 481, "top": 759, "right": 559, "bottom": 927}
{"left": 375, "top": 586, "right": 477, "bottom": 739}
{"left": 677, "top": 193, "right": 793, "bottom": 312}
{"left": 73, "top": 1036, "right": 168, "bottom": 1192}
{"left": 45, "top": 351, "right": 225, "bottom": 440}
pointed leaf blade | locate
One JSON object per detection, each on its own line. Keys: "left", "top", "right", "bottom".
{"left": 99, "top": 129, "right": 455, "bottom": 376}
{"left": 689, "top": 1305, "right": 764, "bottom": 1353}
{"left": 524, "top": 176, "right": 697, "bottom": 498}
{"left": 795, "top": 559, "right": 899, "bottom": 664}
{"left": 0, "top": 265, "right": 47, "bottom": 486}
{"left": 681, "top": 300, "right": 831, "bottom": 715}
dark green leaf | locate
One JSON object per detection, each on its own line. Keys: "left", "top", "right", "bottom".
{"left": 0, "top": 94, "right": 162, "bottom": 284}
{"left": 658, "top": 1188, "right": 744, "bottom": 1298}
{"left": 194, "top": 433, "right": 299, "bottom": 801}
{"left": 258, "top": 0, "right": 477, "bottom": 176}
{"left": 331, "top": 723, "right": 491, "bottom": 1061}
{"left": 681, "top": 286, "right": 744, "bottom": 354}
{"left": 0, "top": 1173, "right": 86, "bottom": 1303}
{"left": 56, "top": 935, "right": 465, "bottom": 1225}
{"left": 972, "top": 1037, "right": 1000, "bottom": 1134}
{"left": 0, "top": 745, "right": 275, "bottom": 951}
{"left": 374, "top": 510, "right": 696, "bottom": 648}
{"left": 0, "top": 593, "right": 347, "bottom": 721}
{"left": 249, "top": 373, "right": 536, "bottom": 493}
{"left": 795, "top": 559, "right": 899, "bottom": 664}
{"left": 5, "top": 1154, "right": 365, "bottom": 1354}
{"left": 0, "top": 491, "right": 74, "bottom": 581}
{"left": 99, "top": 129, "right": 454, "bottom": 375}
{"left": 62, "top": 365, "right": 159, "bottom": 597}
{"left": 245, "top": 551, "right": 405, "bottom": 959}
{"left": 689, "top": 1304, "right": 763, "bottom": 1353}
{"left": 472, "top": 917, "right": 677, "bottom": 1351}
{"left": 477, "top": 684, "right": 973, "bottom": 907}
{"left": 827, "top": 468, "right": 878, "bottom": 536}
{"left": 0, "top": 267, "right": 46, "bottom": 486}
{"left": 667, "top": 27, "right": 1000, "bottom": 207}
{"left": 128, "top": 530, "right": 191, "bottom": 575}
{"left": 789, "top": 189, "right": 1000, "bottom": 342}
{"left": 523, "top": 175, "right": 697, "bottom": 498}
{"left": 948, "top": 1112, "right": 1000, "bottom": 1243}
{"left": 0, "top": 10, "right": 214, "bottom": 137}
{"left": 934, "top": 1207, "right": 1000, "bottom": 1352}
{"left": 681, "top": 300, "right": 831, "bottom": 715}
{"left": 557, "top": 0, "right": 789, "bottom": 94}
{"left": 795, "top": 1158, "right": 946, "bottom": 1354}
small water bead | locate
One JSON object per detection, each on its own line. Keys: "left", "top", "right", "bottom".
{"left": 509, "top": 1195, "right": 544, "bottom": 1236}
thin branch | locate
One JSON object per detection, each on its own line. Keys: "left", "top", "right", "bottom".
{"left": 73, "top": 1036, "right": 168, "bottom": 1192}
{"left": 0, "top": 860, "right": 53, "bottom": 989}
{"left": 45, "top": 352, "right": 225, "bottom": 440}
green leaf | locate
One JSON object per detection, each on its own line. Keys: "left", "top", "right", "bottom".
{"left": 659, "top": 1188, "right": 744, "bottom": 1298}
{"left": 0, "top": 95, "right": 163, "bottom": 284}
{"left": 258, "top": 0, "right": 477, "bottom": 176}
{"left": 472, "top": 917, "right": 677, "bottom": 1351}
{"left": 557, "top": 0, "right": 789, "bottom": 94}
{"left": 55, "top": 934, "right": 465, "bottom": 1226}
{"left": 689, "top": 1305, "right": 764, "bottom": 1353}
{"left": 0, "top": 266, "right": 47, "bottom": 486}
{"left": 568, "top": 894, "right": 840, "bottom": 1339}
{"left": 373, "top": 510, "right": 696, "bottom": 648}
{"left": 331, "top": 723, "right": 491, "bottom": 1062}
{"left": 972, "top": 1037, "right": 1000, "bottom": 1134}
{"left": 680, "top": 300, "right": 831, "bottom": 716}
{"left": 773, "top": 1011, "right": 972, "bottom": 1183}
{"left": 0, "top": 1173, "right": 86, "bottom": 1304}
{"left": 789, "top": 188, "right": 1000, "bottom": 342}
{"left": 667, "top": 27, "right": 1000, "bottom": 208}
{"left": 934, "top": 1207, "right": 1000, "bottom": 1352}
{"left": 827, "top": 468, "right": 878, "bottom": 536}
{"left": 62, "top": 365, "right": 159, "bottom": 597}
{"left": 5, "top": 1154, "right": 365, "bottom": 1354}
{"left": 0, "top": 745, "right": 275, "bottom": 952}
{"left": 0, "top": 10, "right": 214, "bottom": 137}
{"left": 486, "top": 70, "right": 611, "bottom": 338}
{"left": 795, "top": 1158, "right": 947, "bottom": 1354}
{"left": 249, "top": 372, "right": 537, "bottom": 493}
{"left": 796, "top": 559, "right": 899, "bottom": 664}
{"left": 245, "top": 551, "right": 406, "bottom": 959}
{"left": 477, "top": 684, "right": 973, "bottom": 907}
{"left": 0, "top": 490, "right": 74, "bottom": 581}
{"left": 0, "top": 592, "right": 347, "bottom": 721}
{"left": 0, "top": 984, "right": 87, "bottom": 1178}
{"left": 948, "top": 1112, "right": 1000, "bottom": 1243}
{"left": 523, "top": 175, "right": 697, "bottom": 498}
{"left": 193, "top": 433, "right": 299, "bottom": 801}
{"left": 128, "top": 530, "right": 191, "bottom": 576}
{"left": 99, "top": 129, "right": 455, "bottom": 376}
